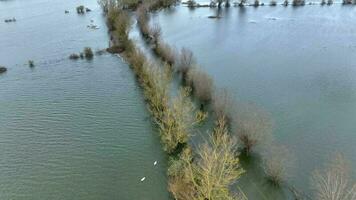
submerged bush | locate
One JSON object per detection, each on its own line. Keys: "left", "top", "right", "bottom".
{"left": 253, "top": 0, "right": 260, "bottom": 6}
{"left": 176, "top": 48, "right": 195, "bottom": 82}
{"left": 83, "top": 47, "right": 94, "bottom": 59}
{"left": 292, "top": 0, "right": 305, "bottom": 6}
{"left": 137, "top": 5, "right": 150, "bottom": 38}
{"left": 76, "top": 5, "right": 85, "bottom": 14}
{"left": 212, "top": 88, "right": 233, "bottom": 122}
{"left": 0, "top": 66, "right": 7, "bottom": 74}
{"left": 270, "top": 0, "right": 277, "bottom": 5}
{"left": 262, "top": 144, "right": 294, "bottom": 186}
{"left": 342, "top": 0, "right": 352, "bottom": 4}
{"left": 149, "top": 24, "right": 162, "bottom": 45}
{"left": 69, "top": 53, "right": 80, "bottom": 60}
{"left": 233, "top": 104, "right": 273, "bottom": 155}
{"left": 311, "top": 154, "right": 356, "bottom": 200}
{"left": 187, "top": 0, "right": 197, "bottom": 7}
{"left": 154, "top": 41, "right": 177, "bottom": 66}
{"left": 187, "top": 68, "right": 214, "bottom": 104}
{"left": 28, "top": 60, "right": 35, "bottom": 68}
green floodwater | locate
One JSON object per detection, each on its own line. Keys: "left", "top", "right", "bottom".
{"left": 0, "top": 0, "right": 169, "bottom": 199}
{"left": 1, "top": 0, "right": 356, "bottom": 199}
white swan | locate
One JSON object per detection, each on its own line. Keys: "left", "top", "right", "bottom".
{"left": 154, "top": 161, "right": 158, "bottom": 166}
{"left": 140, "top": 177, "right": 146, "bottom": 182}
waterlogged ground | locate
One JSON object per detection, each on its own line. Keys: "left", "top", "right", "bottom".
{"left": 2, "top": 0, "right": 356, "bottom": 199}
{"left": 153, "top": 4, "right": 356, "bottom": 199}
{"left": 0, "top": 0, "right": 169, "bottom": 199}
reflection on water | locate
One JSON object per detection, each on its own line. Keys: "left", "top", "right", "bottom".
{"left": 0, "top": 0, "right": 169, "bottom": 199}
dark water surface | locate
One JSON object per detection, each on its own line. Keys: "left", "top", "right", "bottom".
{"left": 0, "top": 0, "right": 169, "bottom": 199}
{"left": 153, "top": 4, "right": 356, "bottom": 199}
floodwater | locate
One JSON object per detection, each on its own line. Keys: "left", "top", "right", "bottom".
{"left": 153, "top": 3, "right": 356, "bottom": 199}
{"left": 0, "top": 0, "right": 169, "bottom": 200}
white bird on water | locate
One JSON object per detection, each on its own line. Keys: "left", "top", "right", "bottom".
{"left": 154, "top": 161, "right": 158, "bottom": 166}
{"left": 140, "top": 177, "right": 146, "bottom": 182}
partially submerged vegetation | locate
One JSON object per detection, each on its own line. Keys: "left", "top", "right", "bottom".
{"left": 0, "top": 66, "right": 7, "bottom": 74}
{"left": 76, "top": 5, "right": 92, "bottom": 14}
{"left": 84, "top": 47, "right": 94, "bottom": 59}
{"left": 69, "top": 47, "right": 95, "bottom": 60}
{"left": 28, "top": 60, "right": 35, "bottom": 68}
{"left": 262, "top": 144, "right": 294, "bottom": 186}
{"left": 168, "top": 118, "right": 246, "bottom": 200}
{"left": 69, "top": 53, "right": 80, "bottom": 60}
{"left": 4, "top": 18, "right": 16, "bottom": 23}
{"left": 187, "top": 68, "right": 214, "bottom": 105}
{"left": 98, "top": 0, "right": 356, "bottom": 199}
{"left": 76, "top": 5, "right": 85, "bottom": 14}
{"left": 99, "top": 1, "right": 247, "bottom": 199}
{"left": 311, "top": 154, "right": 356, "bottom": 200}
{"left": 233, "top": 104, "right": 273, "bottom": 155}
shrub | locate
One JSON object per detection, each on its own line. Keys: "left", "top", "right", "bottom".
{"left": 157, "top": 87, "right": 195, "bottom": 154}
{"left": 342, "top": 0, "right": 352, "bottom": 4}
{"left": 98, "top": 0, "right": 110, "bottom": 13}
{"left": 76, "top": 5, "right": 85, "bottom": 14}
{"left": 0, "top": 66, "right": 7, "bottom": 74}
{"left": 238, "top": 0, "right": 246, "bottom": 6}
{"left": 321, "top": 0, "right": 326, "bottom": 5}
{"left": 233, "top": 103, "right": 273, "bottom": 155}
{"left": 187, "top": 0, "right": 197, "bottom": 7}
{"left": 212, "top": 88, "right": 233, "bottom": 122}
{"left": 169, "top": 123, "right": 245, "bottom": 200}
{"left": 106, "top": 45, "right": 125, "bottom": 54}
{"left": 28, "top": 60, "right": 35, "bottom": 68}
{"left": 253, "top": 0, "right": 260, "bottom": 6}
{"left": 292, "top": 0, "right": 305, "bottom": 6}
{"left": 154, "top": 41, "right": 176, "bottom": 66}
{"left": 225, "top": 0, "right": 231, "bottom": 7}
{"left": 262, "top": 144, "right": 294, "bottom": 186}
{"left": 210, "top": 1, "right": 217, "bottom": 7}
{"left": 69, "top": 53, "right": 80, "bottom": 60}
{"left": 327, "top": 0, "right": 333, "bottom": 4}
{"left": 137, "top": 5, "right": 150, "bottom": 38}
{"left": 149, "top": 24, "right": 162, "bottom": 45}
{"left": 176, "top": 48, "right": 195, "bottom": 82}
{"left": 187, "top": 68, "right": 214, "bottom": 104}
{"left": 270, "top": 0, "right": 277, "bottom": 5}
{"left": 283, "top": 0, "right": 289, "bottom": 6}
{"left": 83, "top": 47, "right": 94, "bottom": 59}
{"left": 311, "top": 154, "right": 355, "bottom": 200}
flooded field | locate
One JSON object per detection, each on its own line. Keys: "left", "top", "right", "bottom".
{"left": 154, "top": 4, "right": 356, "bottom": 198}
{"left": 1, "top": 0, "right": 355, "bottom": 199}
{"left": 0, "top": 0, "right": 169, "bottom": 199}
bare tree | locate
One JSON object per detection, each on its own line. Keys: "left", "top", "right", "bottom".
{"left": 176, "top": 48, "right": 195, "bottom": 82}
{"left": 149, "top": 23, "right": 162, "bottom": 45}
{"left": 262, "top": 144, "right": 294, "bottom": 186}
{"left": 169, "top": 120, "right": 246, "bottom": 200}
{"left": 187, "top": 68, "right": 214, "bottom": 104}
{"left": 233, "top": 103, "right": 273, "bottom": 155}
{"left": 212, "top": 88, "right": 234, "bottom": 122}
{"left": 311, "top": 154, "right": 356, "bottom": 200}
